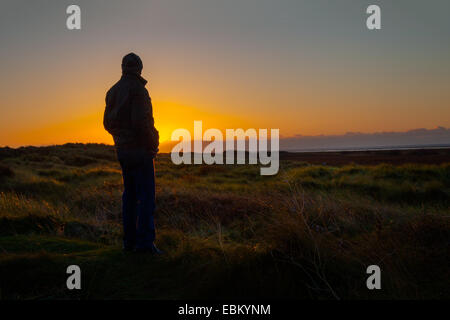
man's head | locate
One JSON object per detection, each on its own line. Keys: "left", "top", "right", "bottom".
{"left": 121, "top": 52, "right": 143, "bottom": 75}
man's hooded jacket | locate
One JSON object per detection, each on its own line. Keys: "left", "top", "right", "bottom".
{"left": 103, "top": 53, "right": 159, "bottom": 154}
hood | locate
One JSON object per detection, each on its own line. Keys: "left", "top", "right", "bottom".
{"left": 121, "top": 52, "right": 143, "bottom": 76}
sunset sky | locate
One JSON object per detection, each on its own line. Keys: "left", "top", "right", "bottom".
{"left": 1, "top": 0, "right": 450, "bottom": 147}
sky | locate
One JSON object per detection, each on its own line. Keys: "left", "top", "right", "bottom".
{"left": 1, "top": 0, "right": 449, "bottom": 147}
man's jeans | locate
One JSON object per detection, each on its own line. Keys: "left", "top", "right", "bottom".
{"left": 117, "top": 148, "right": 156, "bottom": 250}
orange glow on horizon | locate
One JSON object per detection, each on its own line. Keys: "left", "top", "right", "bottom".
{"left": 3, "top": 100, "right": 257, "bottom": 148}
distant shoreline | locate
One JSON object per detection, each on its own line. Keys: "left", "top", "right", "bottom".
{"left": 2, "top": 143, "right": 450, "bottom": 153}
{"left": 280, "top": 144, "right": 450, "bottom": 153}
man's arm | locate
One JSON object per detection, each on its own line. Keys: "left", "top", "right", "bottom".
{"left": 104, "top": 86, "right": 130, "bottom": 137}
{"left": 130, "top": 87, "right": 159, "bottom": 152}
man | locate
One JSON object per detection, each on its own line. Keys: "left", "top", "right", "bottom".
{"left": 103, "top": 53, "right": 161, "bottom": 254}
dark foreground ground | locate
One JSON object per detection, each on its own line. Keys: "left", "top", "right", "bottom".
{"left": 0, "top": 144, "right": 449, "bottom": 299}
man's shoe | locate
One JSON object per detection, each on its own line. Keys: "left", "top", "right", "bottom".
{"left": 151, "top": 243, "right": 163, "bottom": 255}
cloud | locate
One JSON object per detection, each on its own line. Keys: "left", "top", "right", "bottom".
{"left": 279, "top": 127, "right": 450, "bottom": 151}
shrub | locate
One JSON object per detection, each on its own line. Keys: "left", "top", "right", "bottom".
{"left": 0, "top": 163, "right": 14, "bottom": 178}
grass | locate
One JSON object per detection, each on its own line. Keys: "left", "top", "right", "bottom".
{"left": 0, "top": 143, "right": 449, "bottom": 299}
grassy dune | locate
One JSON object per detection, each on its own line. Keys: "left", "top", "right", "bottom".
{"left": 0, "top": 144, "right": 449, "bottom": 299}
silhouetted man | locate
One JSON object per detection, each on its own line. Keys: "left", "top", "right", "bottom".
{"left": 103, "top": 53, "right": 160, "bottom": 253}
